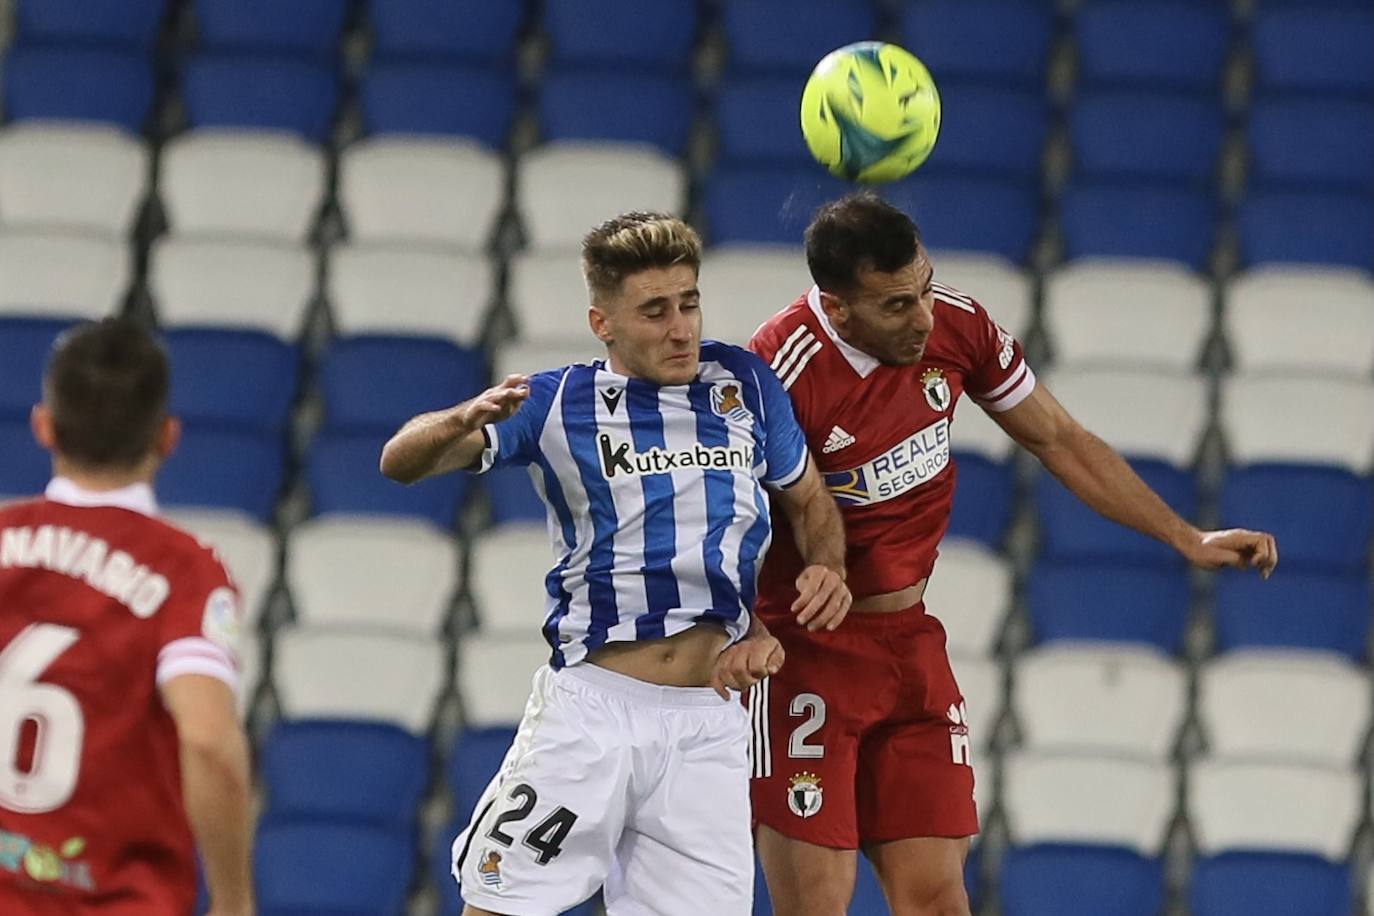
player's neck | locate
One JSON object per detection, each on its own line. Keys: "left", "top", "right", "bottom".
{"left": 52, "top": 457, "right": 157, "bottom": 494}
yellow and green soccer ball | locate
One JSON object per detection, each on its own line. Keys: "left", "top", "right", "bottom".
{"left": 800, "top": 41, "right": 942, "bottom": 184}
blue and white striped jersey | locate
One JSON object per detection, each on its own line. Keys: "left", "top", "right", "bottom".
{"left": 477, "top": 341, "right": 809, "bottom": 668}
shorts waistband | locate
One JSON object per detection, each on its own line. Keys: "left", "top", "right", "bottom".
{"left": 557, "top": 662, "right": 730, "bottom": 708}
{"left": 840, "top": 600, "right": 928, "bottom": 630}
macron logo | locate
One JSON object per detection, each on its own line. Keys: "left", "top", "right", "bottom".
{"left": 822, "top": 426, "right": 856, "bottom": 454}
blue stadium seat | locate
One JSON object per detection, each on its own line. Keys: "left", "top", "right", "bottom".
{"left": 448, "top": 726, "right": 516, "bottom": 825}
{"left": 1214, "top": 569, "right": 1371, "bottom": 661}
{"left": 485, "top": 466, "right": 545, "bottom": 526}
{"left": 1060, "top": 182, "right": 1215, "bottom": 269}
{"left": 1191, "top": 852, "right": 1353, "bottom": 916}
{"left": 966, "top": 843, "right": 983, "bottom": 912}
{"left": 1037, "top": 460, "right": 1196, "bottom": 565}
{"left": 0, "top": 420, "right": 49, "bottom": 498}
{"left": 0, "top": 319, "right": 71, "bottom": 420}
{"left": 703, "top": 166, "right": 848, "bottom": 246}
{"left": 1220, "top": 465, "right": 1373, "bottom": 574}
{"left": 1238, "top": 190, "right": 1373, "bottom": 270}
{"left": 1253, "top": 7, "right": 1372, "bottom": 96}
{"left": 164, "top": 329, "right": 299, "bottom": 434}
{"left": 947, "top": 452, "right": 1015, "bottom": 548}
{"left": 194, "top": 0, "right": 349, "bottom": 56}
{"left": 886, "top": 174, "right": 1041, "bottom": 262}
{"left": 1247, "top": 98, "right": 1373, "bottom": 193}
{"left": 850, "top": 855, "right": 888, "bottom": 914}
{"left": 181, "top": 54, "right": 339, "bottom": 142}
{"left": 255, "top": 819, "right": 415, "bottom": 916}
{"left": 538, "top": 70, "right": 695, "bottom": 156}
{"left": 14, "top": 0, "right": 165, "bottom": 48}
{"left": 360, "top": 63, "right": 517, "bottom": 146}
{"left": 723, "top": 0, "right": 878, "bottom": 77}
{"left": 899, "top": 0, "right": 1053, "bottom": 87}
{"left": 1027, "top": 561, "right": 1191, "bottom": 653}
{"left": 368, "top": 0, "right": 526, "bottom": 64}
{"left": 1075, "top": 1, "right": 1231, "bottom": 91}
{"left": 1001, "top": 845, "right": 1166, "bottom": 916}
{"left": 319, "top": 336, "right": 485, "bottom": 432}
{"left": 1072, "top": 91, "right": 1222, "bottom": 185}
{"left": 307, "top": 430, "right": 470, "bottom": 528}
{"left": 261, "top": 721, "right": 430, "bottom": 829}
{"left": 544, "top": 0, "right": 699, "bottom": 72}
{"left": 159, "top": 427, "right": 284, "bottom": 521}
{"left": 3, "top": 47, "right": 154, "bottom": 131}
{"left": 930, "top": 84, "right": 1048, "bottom": 179}
{"left": 714, "top": 78, "right": 813, "bottom": 167}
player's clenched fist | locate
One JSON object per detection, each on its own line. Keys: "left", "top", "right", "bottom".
{"left": 792, "top": 564, "right": 851, "bottom": 632}
{"left": 711, "top": 628, "right": 785, "bottom": 700}
{"left": 461, "top": 374, "right": 532, "bottom": 427}
{"left": 1186, "top": 528, "right": 1279, "bottom": 579}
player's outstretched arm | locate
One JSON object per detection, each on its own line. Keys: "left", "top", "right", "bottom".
{"left": 773, "top": 456, "right": 852, "bottom": 630}
{"left": 380, "top": 374, "right": 530, "bottom": 484}
{"left": 994, "top": 384, "right": 1278, "bottom": 578}
{"left": 162, "top": 675, "right": 254, "bottom": 916}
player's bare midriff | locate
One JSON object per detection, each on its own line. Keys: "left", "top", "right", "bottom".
{"left": 587, "top": 624, "right": 730, "bottom": 688}
{"left": 851, "top": 578, "right": 927, "bottom": 614}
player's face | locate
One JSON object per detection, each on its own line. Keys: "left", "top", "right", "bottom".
{"left": 591, "top": 263, "right": 703, "bottom": 385}
{"left": 826, "top": 248, "right": 935, "bottom": 366}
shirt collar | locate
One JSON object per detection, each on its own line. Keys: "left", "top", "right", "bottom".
{"left": 45, "top": 477, "right": 158, "bottom": 517}
{"left": 806, "top": 285, "right": 881, "bottom": 379}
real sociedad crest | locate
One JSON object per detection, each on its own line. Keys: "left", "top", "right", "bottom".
{"left": 711, "top": 380, "right": 752, "bottom": 423}
{"left": 921, "top": 368, "right": 951, "bottom": 413}
{"left": 788, "top": 772, "right": 823, "bottom": 819}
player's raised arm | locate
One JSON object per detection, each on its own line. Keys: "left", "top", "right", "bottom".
{"left": 379, "top": 374, "right": 530, "bottom": 484}
{"left": 773, "top": 456, "right": 851, "bottom": 631}
{"left": 161, "top": 675, "right": 254, "bottom": 916}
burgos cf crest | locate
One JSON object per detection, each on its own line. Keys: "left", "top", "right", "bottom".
{"left": 788, "top": 772, "right": 823, "bottom": 819}
{"left": 711, "top": 381, "right": 751, "bottom": 423}
{"left": 922, "top": 368, "right": 951, "bottom": 413}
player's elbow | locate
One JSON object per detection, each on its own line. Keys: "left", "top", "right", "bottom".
{"left": 379, "top": 441, "right": 421, "bottom": 485}
{"left": 180, "top": 728, "right": 252, "bottom": 791}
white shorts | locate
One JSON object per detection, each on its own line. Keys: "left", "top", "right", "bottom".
{"left": 453, "top": 663, "right": 753, "bottom": 916}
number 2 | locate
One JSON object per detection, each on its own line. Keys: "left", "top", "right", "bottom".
{"left": 788, "top": 692, "right": 826, "bottom": 759}
{"left": 0, "top": 624, "right": 85, "bottom": 814}
{"left": 485, "top": 782, "right": 580, "bottom": 866}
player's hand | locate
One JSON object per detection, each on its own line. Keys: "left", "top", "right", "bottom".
{"left": 792, "top": 565, "right": 851, "bottom": 632}
{"left": 1181, "top": 528, "right": 1279, "bottom": 578}
{"left": 460, "top": 374, "right": 531, "bottom": 428}
{"left": 710, "top": 632, "right": 785, "bottom": 700}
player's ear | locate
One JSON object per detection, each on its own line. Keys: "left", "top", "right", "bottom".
{"left": 588, "top": 304, "right": 614, "bottom": 344}
{"left": 30, "top": 403, "right": 56, "bottom": 451}
{"left": 154, "top": 415, "right": 181, "bottom": 461}
{"left": 817, "top": 290, "right": 850, "bottom": 324}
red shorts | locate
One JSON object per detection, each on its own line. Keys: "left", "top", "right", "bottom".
{"left": 746, "top": 603, "right": 979, "bottom": 849}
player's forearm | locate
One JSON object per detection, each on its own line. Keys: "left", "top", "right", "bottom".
{"left": 379, "top": 405, "right": 482, "bottom": 484}
{"left": 789, "top": 478, "right": 847, "bottom": 576}
{"left": 181, "top": 732, "right": 255, "bottom": 914}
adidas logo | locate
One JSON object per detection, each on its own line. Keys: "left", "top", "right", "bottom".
{"left": 822, "top": 426, "right": 855, "bottom": 454}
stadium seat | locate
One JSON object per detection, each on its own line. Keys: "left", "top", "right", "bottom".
{"left": 287, "top": 515, "right": 459, "bottom": 633}
{"left": 898, "top": 0, "right": 1053, "bottom": 87}
{"left": 930, "top": 253, "right": 1034, "bottom": 337}
{"left": 0, "top": 231, "right": 129, "bottom": 320}
{"left": 367, "top": 0, "right": 526, "bottom": 64}
{"left": 0, "top": 124, "right": 148, "bottom": 235}
{"left": 924, "top": 540, "right": 1011, "bottom": 657}
{"left": 327, "top": 245, "right": 491, "bottom": 346}
{"left": 722, "top": 0, "right": 878, "bottom": 77}
{"left": 0, "top": 320, "right": 72, "bottom": 419}
{"left": 181, "top": 54, "right": 338, "bottom": 142}
{"left": 492, "top": 341, "right": 601, "bottom": 381}
{"left": 949, "top": 653, "right": 1002, "bottom": 754}
{"left": 1045, "top": 369, "right": 1207, "bottom": 468}
{"left": 237, "top": 631, "right": 261, "bottom": 717}
{"left": 1192, "top": 852, "right": 1354, "bottom": 916}
{"left": 1043, "top": 260, "right": 1212, "bottom": 370}
{"left": 1071, "top": 91, "right": 1222, "bottom": 185}
{"left": 470, "top": 523, "right": 557, "bottom": 634}
{"left": 274, "top": 627, "right": 446, "bottom": 732}
{"left": 1222, "top": 375, "right": 1374, "bottom": 471}
{"left": 255, "top": 819, "right": 414, "bottom": 916}
{"left": 158, "top": 427, "right": 285, "bottom": 522}
{"left": 538, "top": 70, "right": 694, "bottom": 156}
{"left": 360, "top": 63, "right": 517, "bottom": 147}
{"left": 1237, "top": 189, "right": 1373, "bottom": 271}
{"left": 164, "top": 328, "right": 299, "bottom": 433}
{"left": 1012, "top": 644, "right": 1187, "bottom": 758}
{"left": 518, "top": 144, "right": 686, "bottom": 251}
{"left": 307, "top": 429, "right": 471, "bottom": 528}
{"left": 192, "top": 0, "right": 349, "bottom": 56}
{"left": 1220, "top": 465, "right": 1373, "bottom": 574}
{"left": 713, "top": 77, "right": 821, "bottom": 169}
{"left": 483, "top": 467, "right": 546, "bottom": 527}
{"left": 457, "top": 632, "right": 550, "bottom": 727}
{"left": 448, "top": 726, "right": 518, "bottom": 824}
{"left": 319, "top": 335, "right": 485, "bottom": 432}
{"left": 703, "top": 166, "right": 848, "bottom": 248}
{"left": 338, "top": 138, "right": 505, "bottom": 247}
{"left": 950, "top": 394, "right": 1019, "bottom": 464}
{"left": 507, "top": 249, "right": 608, "bottom": 343}
{"left": 159, "top": 133, "right": 326, "bottom": 242}
{"left": 1026, "top": 561, "right": 1190, "bottom": 654}
{"left": 544, "top": 0, "right": 699, "bottom": 71}
{"left": 1247, "top": 98, "right": 1373, "bottom": 194}
{"left": 1224, "top": 267, "right": 1374, "bottom": 376}
{"left": 163, "top": 509, "right": 277, "bottom": 627}
{"left": 695, "top": 247, "right": 807, "bottom": 345}
{"left": 885, "top": 174, "right": 1041, "bottom": 263}
{"left": 261, "top": 720, "right": 429, "bottom": 827}
{"left": 1036, "top": 460, "right": 1195, "bottom": 565}
{"left": 1252, "top": 6, "right": 1372, "bottom": 96}
{"left": 946, "top": 452, "right": 1015, "bottom": 548}
{"left": 1060, "top": 181, "right": 1215, "bottom": 269}
{"left": 1197, "top": 650, "right": 1370, "bottom": 767}
{"left": 149, "top": 238, "right": 314, "bottom": 340}
{"left": 0, "top": 419, "right": 51, "bottom": 498}
{"left": 13, "top": 0, "right": 165, "bottom": 48}
{"left": 1074, "top": 0, "right": 1231, "bottom": 91}
{"left": 929, "top": 84, "right": 1048, "bottom": 179}
{"left": 1213, "top": 569, "right": 1371, "bottom": 661}
{"left": 2, "top": 47, "right": 154, "bottom": 131}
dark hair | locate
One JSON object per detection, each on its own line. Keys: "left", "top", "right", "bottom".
{"left": 805, "top": 192, "right": 922, "bottom": 294}
{"left": 44, "top": 319, "right": 169, "bottom": 470}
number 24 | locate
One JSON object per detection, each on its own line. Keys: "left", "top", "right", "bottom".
{"left": 485, "top": 783, "right": 579, "bottom": 866}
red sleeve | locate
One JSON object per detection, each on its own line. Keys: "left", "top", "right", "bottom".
{"left": 154, "top": 541, "right": 242, "bottom": 693}
{"left": 946, "top": 287, "right": 1037, "bottom": 413}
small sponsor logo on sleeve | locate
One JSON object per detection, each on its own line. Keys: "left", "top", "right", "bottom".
{"left": 201, "top": 586, "right": 241, "bottom": 652}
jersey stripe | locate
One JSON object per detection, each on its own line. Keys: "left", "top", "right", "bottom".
{"left": 773, "top": 330, "right": 818, "bottom": 382}
{"left": 932, "top": 282, "right": 976, "bottom": 312}
{"left": 770, "top": 324, "right": 812, "bottom": 372}
{"left": 781, "top": 338, "right": 824, "bottom": 390}
{"left": 689, "top": 380, "right": 742, "bottom": 615}
{"left": 626, "top": 379, "right": 681, "bottom": 640}
{"left": 561, "top": 368, "right": 621, "bottom": 653}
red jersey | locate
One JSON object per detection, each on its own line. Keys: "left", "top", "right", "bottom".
{"left": 0, "top": 478, "right": 241, "bottom": 914}
{"left": 750, "top": 283, "right": 1036, "bottom": 611}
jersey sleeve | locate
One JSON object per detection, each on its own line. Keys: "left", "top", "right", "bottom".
{"left": 155, "top": 545, "right": 242, "bottom": 694}
{"left": 474, "top": 368, "right": 566, "bottom": 473}
{"left": 961, "top": 298, "right": 1037, "bottom": 413}
{"left": 752, "top": 358, "right": 809, "bottom": 490}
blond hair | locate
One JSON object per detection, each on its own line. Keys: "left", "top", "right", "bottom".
{"left": 581, "top": 212, "right": 702, "bottom": 304}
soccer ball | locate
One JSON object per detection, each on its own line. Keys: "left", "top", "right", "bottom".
{"left": 800, "top": 41, "right": 941, "bottom": 184}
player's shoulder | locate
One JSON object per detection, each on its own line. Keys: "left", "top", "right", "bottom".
{"left": 701, "top": 339, "right": 773, "bottom": 378}
{"left": 139, "top": 514, "right": 237, "bottom": 590}
{"left": 931, "top": 281, "right": 991, "bottom": 324}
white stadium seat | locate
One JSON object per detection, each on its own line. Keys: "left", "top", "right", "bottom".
{"left": 237, "top": 632, "right": 260, "bottom": 718}
{"left": 928, "top": 251, "right": 1034, "bottom": 338}
{"left": 274, "top": 626, "right": 446, "bottom": 733}
{"left": 149, "top": 237, "right": 314, "bottom": 339}
{"left": 1012, "top": 643, "right": 1187, "bottom": 759}
{"left": 1188, "top": 761, "right": 1361, "bottom": 861}
{"left": 950, "top": 396, "right": 1018, "bottom": 462}
{"left": 286, "top": 516, "right": 458, "bottom": 634}
{"left": 517, "top": 142, "right": 686, "bottom": 251}
{"left": 493, "top": 340, "right": 601, "bottom": 381}
{"left": 1003, "top": 751, "right": 1175, "bottom": 854}
{"left": 507, "top": 249, "right": 593, "bottom": 343}
{"left": 1044, "top": 369, "right": 1209, "bottom": 467}
{"left": 0, "top": 123, "right": 149, "bottom": 235}
{"left": 164, "top": 508, "right": 277, "bottom": 629}
{"left": 1225, "top": 266, "right": 1374, "bottom": 377}
{"left": 160, "top": 130, "right": 326, "bottom": 241}
{"left": 458, "top": 631, "right": 551, "bottom": 728}
{"left": 1197, "top": 650, "right": 1371, "bottom": 767}
{"left": 698, "top": 245, "right": 811, "bottom": 346}
{"left": 338, "top": 137, "right": 505, "bottom": 249}
{"left": 1043, "top": 259, "right": 1212, "bottom": 371}
{"left": 328, "top": 244, "right": 491, "bottom": 346}
{"left": 0, "top": 230, "right": 129, "bottom": 317}
{"left": 1221, "top": 374, "right": 1374, "bottom": 473}
{"left": 950, "top": 652, "right": 1003, "bottom": 755}
{"left": 469, "top": 522, "right": 557, "bottom": 635}
{"left": 926, "top": 539, "right": 1011, "bottom": 656}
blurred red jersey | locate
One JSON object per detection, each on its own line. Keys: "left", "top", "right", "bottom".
{"left": 0, "top": 479, "right": 241, "bottom": 915}
{"left": 750, "top": 283, "right": 1035, "bottom": 609}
